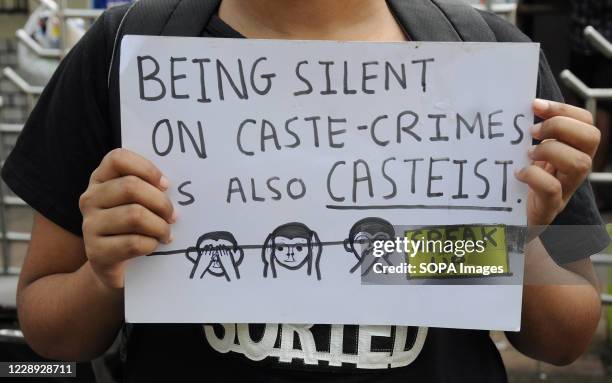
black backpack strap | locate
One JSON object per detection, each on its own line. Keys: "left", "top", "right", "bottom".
{"left": 431, "top": 0, "right": 497, "bottom": 42}
{"left": 108, "top": 0, "right": 221, "bottom": 84}
{"left": 121, "top": 0, "right": 221, "bottom": 36}
{"left": 107, "top": 0, "right": 221, "bottom": 143}
{"left": 387, "top": 0, "right": 496, "bottom": 42}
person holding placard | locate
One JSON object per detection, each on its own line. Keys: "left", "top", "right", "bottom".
{"left": 2, "top": 0, "right": 609, "bottom": 382}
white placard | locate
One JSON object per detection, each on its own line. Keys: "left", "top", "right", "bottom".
{"left": 120, "top": 36, "right": 539, "bottom": 330}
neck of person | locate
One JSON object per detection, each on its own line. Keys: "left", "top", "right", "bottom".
{"left": 218, "top": 0, "right": 407, "bottom": 41}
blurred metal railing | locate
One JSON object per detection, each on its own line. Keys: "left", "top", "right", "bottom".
{"left": 0, "top": 0, "right": 28, "bottom": 13}
{"left": 0, "top": 1, "right": 103, "bottom": 276}
{"left": 561, "top": 27, "right": 612, "bottom": 192}
{"left": 592, "top": 254, "right": 612, "bottom": 305}
{"left": 561, "top": 27, "right": 612, "bottom": 117}
{"left": 15, "top": 0, "right": 103, "bottom": 58}
{"left": 583, "top": 25, "right": 612, "bottom": 60}
{"left": 1, "top": 67, "right": 43, "bottom": 114}
{"left": 15, "top": 29, "right": 62, "bottom": 59}
{"left": 2, "top": 0, "right": 104, "bottom": 116}
{"left": 0, "top": 121, "right": 30, "bottom": 275}
{"left": 0, "top": 67, "right": 34, "bottom": 276}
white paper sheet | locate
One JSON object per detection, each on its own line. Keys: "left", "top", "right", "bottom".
{"left": 120, "top": 36, "right": 539, "bottom": 330}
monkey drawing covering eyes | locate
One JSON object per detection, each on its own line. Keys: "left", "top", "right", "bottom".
{"left": 344, "top": 217, "right": 395, "bottom": 276}
{"left": 185, "top": 231, "right": 244, "bottom": 282}
{"left": 262, "top": 222, "right": 323, "bottom": 280}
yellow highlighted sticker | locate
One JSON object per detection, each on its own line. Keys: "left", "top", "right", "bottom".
{"left": 405, "top": 225, "right": 509, "bottom": 278}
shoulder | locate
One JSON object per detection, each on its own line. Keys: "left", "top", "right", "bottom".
{"left": 99, "top": 3, "right": 133, "bottom": 35}
{"left": 475, "top": 10, "right": 532, "bottom": 43}
{"left": 91, "top": 4, "right": 133, "bottom": 62}
{"left": 65, "top": 4, "right": 133, "bottom": 69}
{"left": 60, "top": 4, "right": 133, "bottom": 90}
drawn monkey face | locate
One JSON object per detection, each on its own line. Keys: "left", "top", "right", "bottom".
{"left": 272, "top": 236, "right": 310, "bottom": 267}
{"left": 351, "top": 231, "right": 392, "bottom": 258}
{"left": 262, "top": 222, "right": 323, "bottom": 280}
{"left": 185, "top": 231, "right": 244, "bottom": 281}
{"left": 201, "top": 239, "right": 233, "bottom": 274}
{"left": 344, "top": 218, "right": 395, "bottom": 275}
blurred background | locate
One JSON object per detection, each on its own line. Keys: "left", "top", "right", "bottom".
{"left": 0, "top": 0, "right": 611, "bottom": 382}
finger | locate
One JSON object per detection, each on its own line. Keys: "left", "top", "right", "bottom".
{"left": 515, "top": 165, "right": 563, "bottom": 218}
{"left": 85, "top": 204, "right": 173, "bottom": 244}
{"left": 90, "top": 176, "right": 175, "bottom": 223}
{"left": 544, "top": 162, "right": 556, "bottom": 175}
{"left": 531, "top": 116, "right": 600, "bottom": 157}
{"left": 534, "top": 160, "right": 547, "bottom": 169}
{"left": 529, "top": 141, "right": 592, "bottom": 177}
{"left": 533, "top": 161, "right": 557, "bottom": 175}
{"left": 91, "top": 148, "right": 168, "bottom": 190}
{"left": 533, "top": 99, "right": 594, "bottom": 125}
{"left": 529, "top": 141, "right": 591, "bottom": 200}
{"left": 95, "top": 234, "right": 161, "bottom": 264}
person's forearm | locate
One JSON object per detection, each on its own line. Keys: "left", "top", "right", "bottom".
{"left": 506, "top": 240, "right": 601, "bottom": 365}
{"left": 18, "top": 261, "right": 124, "bottom": 361}
{"left": 509, "top": 284, "right": 600, "bottom": 365}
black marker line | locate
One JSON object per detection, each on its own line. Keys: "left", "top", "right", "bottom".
{"left": 149, "top": 240, "right": 347, "bottom": 257}
{"left": 325, "top": 204, "right": 513, "bottom": 212}
{"left": 152, "top": 247, "right": 196, "bottom": 256}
